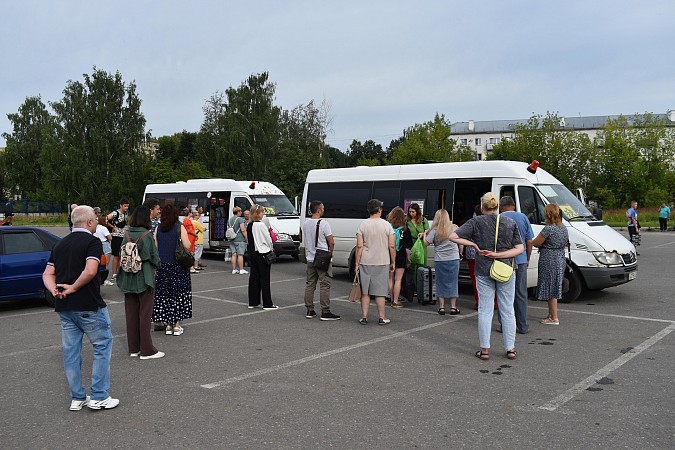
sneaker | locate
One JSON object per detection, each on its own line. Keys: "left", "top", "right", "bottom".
{"left": 140, "top": 351, "right": 165, "bottom": 360}
{"left": 165, "top": 327, "right": 173, "bottom": 335}
{"left": 239, "top": 269, "right": 249, "bottom": 274}
{"left": 103, "top": 280, "right": 114, "bottom": 286}
{"left": 248, "top": 304, "right": 261, "bottom": 309}
{"left": 359, "top": 318, "right": 368, "bottom": 325}
{"left": 306, "top": 310, "right": 317, "bottom": 319}
{"left": 320, "top": 311, "right": 341, "bottom": 321}
{"left": 69, "top": 396, "right": 90, "bottom": 411}
{"left": 262, "top": 305, "right": 279, "bottom": 310}
{"left": 87, "top": 396, "right": 119, "bottom": 410}
{"left": 232, "top": 269, "right": 239, "bottom": 274}
{"left": 172, "top": 327, "right": 184, "bottom": 336}
{"left": 111, "top": 273, "right": 117, "bottom": 280}
{"left": 129, "top": 352, "right": 140, "bottom": 357}
{"left": 378, "top": 318, "right": 391, "bottom": 325}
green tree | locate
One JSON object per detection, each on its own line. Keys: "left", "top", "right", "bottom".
{"left": 2, "top": 96, "right": 57, "bottom": 198}
{"left": 348, "top": 139, "right": 385, "bottom": 166}
{"left": 489, "top": 112, "right": 595, "bottom": 190}
{"left": 389, "top": 113, "right": 469, "bottom": 164}
{"left": 43, "top": 67, "right": 149, "bottom": 207}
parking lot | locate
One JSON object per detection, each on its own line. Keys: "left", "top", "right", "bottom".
{"left": 1, "top": 228, "right": 673, "bottom": 449}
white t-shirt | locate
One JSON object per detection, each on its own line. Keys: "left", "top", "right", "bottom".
{"left": 302, "top": 218, "right": 332, "bottom": 262}
{"left": 94, "top": 224, "right": 111, "bottom": 243}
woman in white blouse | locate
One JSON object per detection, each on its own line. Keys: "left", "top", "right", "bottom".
{"left": 246, "top": 204, "right": 278, "bottom": 310}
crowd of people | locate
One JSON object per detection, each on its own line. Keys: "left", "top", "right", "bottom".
{"left": 46, "top": 193, "right": 571, "bottom": 411}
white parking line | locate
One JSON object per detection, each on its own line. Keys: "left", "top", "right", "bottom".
{"left": 200, "top": 311, "right": 478, "bottom": 389}
{"left": 528, "top": 305, "right": 675, "bottom": 324}
{"left": 539, "top": 322, "right": 675, "bottom": 412}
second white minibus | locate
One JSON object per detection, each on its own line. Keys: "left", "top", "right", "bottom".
{"left": 299, "top": 161, "right": 637, "bottom": 302}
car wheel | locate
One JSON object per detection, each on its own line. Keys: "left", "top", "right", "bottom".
{"left": 561, "top": 268, "right": 582, "bottom": 303}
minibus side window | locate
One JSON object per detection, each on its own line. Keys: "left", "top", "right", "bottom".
{"left": 373, "top": 181, "right": 401, "bottom": 217}
{"left": 518, "top": 186, "right": 545, "bottom": 225}
{"left": 235, "top": 197, "right": 252, "bottom": 213}
{"left": 306, "top": 182, "right": 371, "bottom": 219}
{"left": 500, "top": 185, "right": 515, "bottom": 201}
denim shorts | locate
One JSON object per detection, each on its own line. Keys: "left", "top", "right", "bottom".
{"left": 230, "top": 241, "right": 246, "bottom": 255}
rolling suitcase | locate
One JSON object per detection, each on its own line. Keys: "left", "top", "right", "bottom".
{"left": 400, "top": 267, "right": 415, "bottom": 303}
{"left": 416, "top": 266, "right": 436, "bottom": 304}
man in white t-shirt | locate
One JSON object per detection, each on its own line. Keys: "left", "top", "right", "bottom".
{"left": 301, "top": 200, "right": 340, "bottom": 321}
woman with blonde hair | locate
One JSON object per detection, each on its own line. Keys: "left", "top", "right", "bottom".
{"left": 228, "top": 206, "right": 248, "bottom": 274}
{"left": 533, "top": 203, "right": 569, "bottom": 325}
{"left": 423, "top": 209, "right": 461, "bottom": 315}
{"left": 450, "top": 192, "right": 523, "bottom": 360}
{"left": 386, "top": 207, "right": 412, "bottom": 309}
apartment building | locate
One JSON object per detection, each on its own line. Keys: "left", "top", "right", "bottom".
{"left": 451, "top": 110, "right": 675, "bottom": 160}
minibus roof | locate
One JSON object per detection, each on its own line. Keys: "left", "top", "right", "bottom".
{"left": 145, "top": 179, "right": 285, "bottom": 196}
{"left": 305, "top": 160, "right": 560, "bottom": 185}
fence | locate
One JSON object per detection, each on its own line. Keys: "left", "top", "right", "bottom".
{"left": 2, "top": 200, "right": 64, "bottom": 217}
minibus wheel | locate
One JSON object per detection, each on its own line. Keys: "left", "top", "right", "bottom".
{"left": 561, "top": 269, "right": 582, "bottom": 303}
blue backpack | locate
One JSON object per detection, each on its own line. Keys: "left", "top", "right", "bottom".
{"left": 393, "top": 226, "right": 403, "bottom": 252}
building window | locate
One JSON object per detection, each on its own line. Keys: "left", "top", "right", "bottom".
{"left": 477, "top": 153, "right": 483, "bottom": 160}
{"left": 474, "top": 138, "right": 481, "bottom": 146}
{"left": 460, "top": 138, "right": 468, "bottom": 145}
{"left": 489, "top": 137, "right": 500, "bottom": 145}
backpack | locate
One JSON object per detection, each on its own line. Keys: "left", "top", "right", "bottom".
{"left": 120, "top": 230, "right": 150, "bottom": 273}
{"left": 393, "top": 226, "right": 403, "bottom": 252}
{"left": 226, "top": 217, "right": 238, "bottom": 240}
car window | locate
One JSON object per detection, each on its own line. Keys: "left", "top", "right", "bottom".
{"left": 3, "top": 232, "right": 48, "bottom": 255}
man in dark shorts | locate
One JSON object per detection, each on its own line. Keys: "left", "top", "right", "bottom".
{"left": 106, "top": 198, "right": 130, "bottom": 283}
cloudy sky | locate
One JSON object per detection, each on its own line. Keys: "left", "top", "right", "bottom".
{"left": 2, "top": 1, "right": 674, "bottom": 150}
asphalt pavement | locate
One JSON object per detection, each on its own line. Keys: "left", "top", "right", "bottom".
{"left": 0, "top": 228, "right": 673, "bottom": 449}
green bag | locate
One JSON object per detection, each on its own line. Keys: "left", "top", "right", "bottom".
{"left": 410, "top": 238, "right": 426, "bottom": 266}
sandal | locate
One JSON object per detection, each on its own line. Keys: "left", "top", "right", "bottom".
{"left": 391, "top": 302, "right": 404, "bottom": 309}
{"left": 449, "top": 307, "right": 460, "bottom": 315}
{"left": 438, "top": 308, "right": 446, "bottom": 315}
{"left": 506, "top": 349, "right": 517, "bottom": 360}
{"left": 165, "top": 326, "right": 173, "bottom": 335}
{"left": 475, "top": 350, "right": 489, "bottom": 360}
{"left": 173, "top": 326, "right": 184, "bottom": 336}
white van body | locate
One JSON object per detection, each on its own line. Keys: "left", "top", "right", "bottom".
{"left": 144, "top": 179, "right": 300, "bottom": 258}
{"left": 300, "top": 161, "right": 637, "bottom": 302}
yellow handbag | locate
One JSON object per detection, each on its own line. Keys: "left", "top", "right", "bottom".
{"left": 489, "top": 215, "right": 514, "bottom": 283}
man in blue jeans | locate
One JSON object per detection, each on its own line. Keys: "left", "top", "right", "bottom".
{"left": 43, "top": 205, "right": 119, "bottom": 411}
{"left": 497, "top": 196, "right": 534, "bottom": 334}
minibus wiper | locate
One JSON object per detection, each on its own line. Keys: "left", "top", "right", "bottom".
{"left": 566, "top": 214, "right": 595, "bottom": 221}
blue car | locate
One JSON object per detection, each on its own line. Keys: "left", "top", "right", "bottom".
{"left": 0, "top": 226, "right": 107, "bottom": 307}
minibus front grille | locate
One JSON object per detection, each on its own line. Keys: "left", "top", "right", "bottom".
{"left": 621, "top": 253, "right": 637, "bottom": 265}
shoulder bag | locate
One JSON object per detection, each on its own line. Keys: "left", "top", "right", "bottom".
{"left": 348, "top": 272, "right": 362, "bottom": 302}
{"left": 489, "top": 215, "right": 515, "bottom": 283}
{"left": 263, "top": 251, "right": 277, "bottom": 265}
{"left": 175, "top": 225, "right": 195, "bottom": 269}
{"left": 312, "top": 219, "right": 332, "bottom": 271}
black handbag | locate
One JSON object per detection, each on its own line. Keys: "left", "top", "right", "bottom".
{"left": 263, "top": 251, "right": 277, "bottom": 265}
{"left": 312, "top": 219, "right": 332, "bottom": 272}
{"left": 175, "top": 226, "right": 195, "bottom": 269}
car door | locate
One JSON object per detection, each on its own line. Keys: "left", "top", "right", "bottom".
{"left": 0, "top": 230, "right": 52, "bottom": 300}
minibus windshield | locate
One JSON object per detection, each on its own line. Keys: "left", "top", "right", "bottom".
{"left": 536, "top": 184, "right": 595, "bottom": 221}
{"left": 250, "top": 195, "right": 298, "bottom": 216}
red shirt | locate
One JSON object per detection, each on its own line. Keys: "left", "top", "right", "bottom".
{"left": 183, "top": 217, "right": 196, "bottom": 252}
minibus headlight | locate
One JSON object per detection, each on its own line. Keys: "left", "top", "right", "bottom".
{"left": 276, "top": 233, "right": 292, "bottom": 241}
{"left": 592, "top": 251, "right": 623, "bottom": 265}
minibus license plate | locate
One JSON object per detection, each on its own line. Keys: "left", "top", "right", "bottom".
{"left": 629, "top": 271, "right": 637, "bottom": 280}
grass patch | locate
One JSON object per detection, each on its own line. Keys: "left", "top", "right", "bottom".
{"left": 11, "top": 214, "right": 68, "bottom": 226}
{"left": 601, "top": 208, "right": 662, "bottom": 228}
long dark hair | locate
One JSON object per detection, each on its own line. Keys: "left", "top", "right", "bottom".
{"left": 129, "top": 205, "right": 152, "bottom": 230}
{"left": 159, "top": 204, "right": 179, "bottom": 232}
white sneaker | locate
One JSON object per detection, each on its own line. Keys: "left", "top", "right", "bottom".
{"left": 140, "top": 351, "right": 165, "bottom": 360}
{"left": 239, "top": 269, "right": 249, "bottom": 274}
{"left": 69, "top": 396, "right": 90, "bottom": 411}
{"left": 87, "top": 396, "right": 119, "bottom": 410}
{"left": 104, "top": 280, "right": 114, "bottom": 286}
{"left": 129, "top": 352, "right": 140, "bottom": 357}
{"left": 262, "top": 305, "right": 279, "bottom": 310}
{"left": 111, "top": 274, "right": 117, "bottom": 280}
{"left": 232, "top": 269, "right": 239, "bottom": 274}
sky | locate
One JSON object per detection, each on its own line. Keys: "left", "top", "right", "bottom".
{"left": 2, "top": 0, "right": 674, "bottom": 151}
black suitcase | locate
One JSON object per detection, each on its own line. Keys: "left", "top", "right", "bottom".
{"left": 416, "top": 266, "right": 436, "bottom": 304}
{"left": 400, "top": 267, "right": 415, "bottom": 303}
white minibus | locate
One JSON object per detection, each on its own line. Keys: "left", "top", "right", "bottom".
{"left": 299, "top": 161, "right": 637, "bottom": 302}
{"left": 144, "top": 179, "right": 300, "bottom": 258}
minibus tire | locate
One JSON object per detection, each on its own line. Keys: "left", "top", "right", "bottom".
{"left": 561, "top": 269, "right": 582, "bottom": 303}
